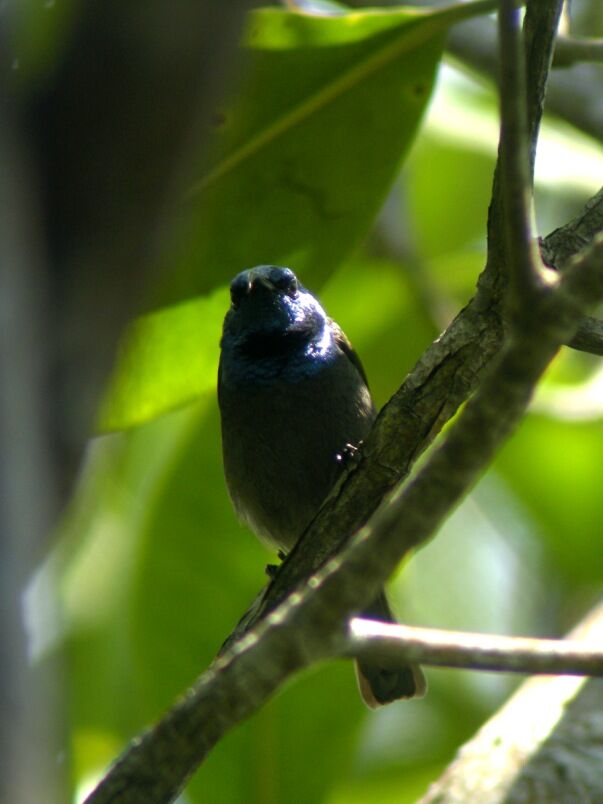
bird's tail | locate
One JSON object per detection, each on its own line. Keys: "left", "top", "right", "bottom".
{"left": 354, "top": 591, "right": 426, "bottom": 708}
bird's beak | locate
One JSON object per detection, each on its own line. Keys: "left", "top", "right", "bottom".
{"left": 249, "top": 273, "right": 274, "bottom": 292}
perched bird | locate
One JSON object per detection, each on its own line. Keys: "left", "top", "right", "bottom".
{"left": 218, "top": 265, "right": 425, "bottom": 706}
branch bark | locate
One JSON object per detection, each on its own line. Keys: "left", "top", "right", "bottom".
{"left": 567, "top": 315, "right": 603, "bottom": 356}
{"left": 554, "top": 36, "right": 603, "bottom": 68}
{"left": 347, "top": 613, "right": 603, "bottom": 677}
{"left": 497, "top": 0, "right": 541, "bottom": 303}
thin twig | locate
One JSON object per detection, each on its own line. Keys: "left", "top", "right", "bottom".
{"left": 523, "top": 0, "right": 564, "bottom": 172}
{"left": 568, "top": 316, "right": 603, "bottom": 356}
{"left": 541, "top": 186, "right": 603, "bottom": 269}
{"left": 347, "top": 617, "right": 603, "bottom": 677}
{"left": 554, "top": 36, "right": 603, "bottom": 68}
{"left": 497, "top": 0, "right": 541, "bottom": 306}
{"left": 482, "top": 0, "right": 562, "bottom": 306}
{"left": 448, "top": 18, "right": 603, "bottom": 143}
{"left": 540, "top": 184, "right": 603, "bottom": 356}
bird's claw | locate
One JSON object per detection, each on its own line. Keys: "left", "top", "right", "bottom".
{"left": 265, "top": 550, "right": 288, "bottom": 579}
{"left": 336, "top": 442, "right": 361, "bottom": 467}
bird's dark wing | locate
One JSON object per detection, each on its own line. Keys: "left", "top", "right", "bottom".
{"left": 329, "top": 319, "right": 370, "bottom": 389}
{"left": 217, "top": 352, "right": 225, "bottom": 403}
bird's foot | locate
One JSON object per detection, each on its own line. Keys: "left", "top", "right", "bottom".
{"left": 336, "top": 442, "right": 361, "bottom": 468}
{"left": 265, "top": 550, "right": 288, "bottom": 579}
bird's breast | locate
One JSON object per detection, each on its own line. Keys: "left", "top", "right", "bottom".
{"left": 219, "top": 351, "right": 375, "bottom": 552}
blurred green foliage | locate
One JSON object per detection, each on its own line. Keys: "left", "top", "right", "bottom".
{"left": 26, "top": 2, "right": 603, "bottom": 802}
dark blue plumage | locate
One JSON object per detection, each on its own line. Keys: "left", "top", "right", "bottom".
{"left": 218, "top": 265, "right": 425, "bottom": 706}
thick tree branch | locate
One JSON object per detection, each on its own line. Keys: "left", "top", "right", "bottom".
{"left": 347, "top": 616, "right": 603, "bottom": 677}
{"left": 2, "top": 4, "right": 252, "bottom": 803}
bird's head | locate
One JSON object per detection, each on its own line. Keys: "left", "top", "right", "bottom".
{"left": 221, "top": 266, "right": 327, "bottom": 354}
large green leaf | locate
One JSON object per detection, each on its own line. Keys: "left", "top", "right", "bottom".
{"left": 98, "top": 289, "right": 227, "bottom": 433}
{"left": 157, "top": 2, "right": 495, "bottom": 305}
{"left": 99, "top": 1, "right": 497, "bottom": 432}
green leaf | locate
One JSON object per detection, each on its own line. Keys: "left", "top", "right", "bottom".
{"left": 97, "top": 288, "right": 226, "bottom": 433}
{"left": 155, "top": 2, "right": 497, "bottom": 304}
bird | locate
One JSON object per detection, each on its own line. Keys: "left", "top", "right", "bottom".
{"left": 218, "top": 264, "right": 426, "bottom": 706}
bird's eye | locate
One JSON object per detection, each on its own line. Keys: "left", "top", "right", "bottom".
{"left": 269, "top": 267, "right": 299, "bottom": 296}
{"left": 230, "top": 272, "right": 251, "bottom": 309}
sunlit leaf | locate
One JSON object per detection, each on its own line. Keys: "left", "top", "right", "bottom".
{"left": 97, "top": 289, "right": 226, "bottom": 433}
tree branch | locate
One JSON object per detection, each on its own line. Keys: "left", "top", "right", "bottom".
{"left": 568, "top": 316, "right": 603, "bottom": 356}
{"left": 497, "top": 0, "right": 542, "bottom": 306}
{"left": 347, "top": 616, "right": 603, "bottom": 677}
{"left": 447, "top": 18, "right": 603, "bottom": 143}
{"left": 481, "top": 0, "right": 562, "bottom": 303}
{"left": 541, "top": 186, "right": 603, "bottom": 268}
{"left": 554, "top": 36, "right": 603, "bottom": 68}
{"left": 2, "top": 4, "right": 253, "bottom": 802}
{"left": 541, "top": 185, "right": 603, "bottom": 356}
